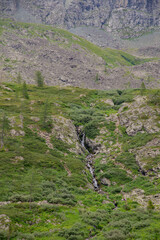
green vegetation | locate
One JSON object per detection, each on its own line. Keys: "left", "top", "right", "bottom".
{"left": 35, "top": 71, "right": 44, "bottom": 87}
{"left": 0, "top": 111, "right": 10, "bottom": 148}
{"left": 141, "top": 82, "right": 146, "bottom": 95}
{"left": 22, "top": 81, "right": 29, "bottom": 99}
{"left": 0, "top": 18, "right": 153, "bottom": 68}
{"left": 116, "top": 152, "right": 138, "bottom": 173}
{"left": 0, "top": 82, "right": 160, "bottom": 239}
{"left": 148, "top": 90, "right": 160, "bottom": 106}
{"left": 147, "top": 200, "right": 155, "bottom": 211}
{"left": 17, "top": 73, "right": 22, "bottom": 84}
{"left": 119, "top": 131, "right": 156, "bottom": 151}
{"left": 40, "top": 100, "right": 52, "bottom": 132}
{"left": 95, "top": 73, "right": 99, "bottom": 82}
{"left": 70, "top": 108, "right": 104, "bottom": 139}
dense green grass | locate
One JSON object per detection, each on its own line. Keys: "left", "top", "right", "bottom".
{"left": 0, "top": 83, "right": 160, "bottom": 239}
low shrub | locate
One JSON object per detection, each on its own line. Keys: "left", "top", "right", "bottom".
{"left": 51, "top": 136, "right": 71, "bottom": 152}
{"left": 82, "top": 209, "right": 109, "bottom": 229}
{"left": 115, "top": 152, "right": 138, "bottom": 172}
{"left": 47, "top": 189, "right": 77, "bottom": 206}
{"left": 133, "top": 220, "right": 150, "bottom": 229}
{"left": 104, "top": 121, "right": 116, "bottom": 132}
{"left": 84, "top": 120, "right": 100, "bottom": 139}
{"left": 148, "top": 90, "right": 160, "bottom": 106}
{"left": 58, "top": 223, "right": 87, "bottom": 240}
{"left": 0, "top": 230, "right": 8, "bottom": 240}
{"left": 9, "top": 194, "right": 31, "bottom": 202}
{"left": 147, "top": 200, "right": 155, "bottom": 210}
{"left": 70, "top": 107, "right": 104, "bottom": 139}
{"left": 109, "top": 219, "right": 132, "bottom": 234}
{"left": 16, "top": 233, "right": 35, "bottom": 240}
{"left": 103, "top": 229, "right": 127, "bottom": 240}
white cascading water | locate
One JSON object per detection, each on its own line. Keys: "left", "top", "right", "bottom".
{"left": 81, "top": 132, "right": 85, "bottom": 148}
{"left": 81, "top": 133, "right": 98, "bottom": 190}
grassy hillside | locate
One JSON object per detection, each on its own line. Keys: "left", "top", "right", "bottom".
{"left": 1, "top": 18, "right": 159, "bottom": 91}
{"left": 0, "top": 82, "right": 160, "bottom": 239}
{"left": 0, "top": 18, "right": 151, "bottom": 68}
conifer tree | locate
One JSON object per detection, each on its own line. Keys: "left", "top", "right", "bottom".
{"left": 95, "top": 73, "right": 99, "bottom": 82}
{"left": 17, "top": 72, "right": 22, "bottom": 84}
{"left": 147, "top": 199, "right": 155, "bottom": 210}
{"left": 35, "top": 71, "right": 44, "bottom": 87}
{"left": 23, "top": 168, "right": 42, "bottom": 209}
{"left": 140, "top": 81, "right": 146, "bottom": 95}
{"left": 0, "top": 112, "right": 9, "bottom": 149}
{"left": 42, "top": 100, "right": 49, "bottom": 128}
{"left": 22, "top": 81, "right": 29, "bottom": 99}
{"left": 41, "top": 100, "right": 52, "bottom": 131}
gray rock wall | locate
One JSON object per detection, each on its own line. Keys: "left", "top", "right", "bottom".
{"left": 0, "top": 0, "right": 160, "bottom": 35}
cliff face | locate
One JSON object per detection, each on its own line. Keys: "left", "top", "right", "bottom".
{"left": 0, "top": 0, "right": 160, "bottom": 36}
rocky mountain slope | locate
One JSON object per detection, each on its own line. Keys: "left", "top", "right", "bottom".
{"left": 70, "top": 26, "right": 160, "bottom": 53}
{"left": 1, "top": 0, "right": 160, "bottom": 37}
{"left": 0, "top": 19, "right": 160, "bottom": 90}
{"left": 0, "top": 82, "right": 160, "bottom": 239}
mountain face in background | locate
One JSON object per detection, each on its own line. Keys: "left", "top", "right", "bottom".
{"left": 0, "top": 19, "right": 159, "bottom": 89}
{"left": 1, "top": 0, "right": 160, "bottom": 37}
{"left": 1, "top": 1, "right": 160, "bottom": 240}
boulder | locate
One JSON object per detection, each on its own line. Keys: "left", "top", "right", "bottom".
{"left": 101, "top": 177, "right": 111, "bottom": 186}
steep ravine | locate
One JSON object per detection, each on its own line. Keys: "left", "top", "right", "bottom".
{"left": 79, "top": 132, "right": 99, "bottom": 190}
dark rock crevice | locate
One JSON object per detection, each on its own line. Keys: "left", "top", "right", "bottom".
{"left": 76, "top": 128, "right": 99, "bottom": 190}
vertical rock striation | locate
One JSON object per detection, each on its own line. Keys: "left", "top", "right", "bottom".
{"left": 0, "top": 0, "right": 159, "bottom": 36}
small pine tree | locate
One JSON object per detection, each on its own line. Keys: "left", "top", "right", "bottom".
{"left": 17, "top": 72, "right": 22, "bottom": 84}
{"left": 117, "top": 90, "right": 123, "bottom": 95}
{"left": 0, "top": 112, "right": 9, "bottom": 148}
{"left": 149, "top": 90, "right": 160, "bottom": 106}
{"left": 23, "top": 168, "right": 42, "bottom": 209}
{"left": 141, "top": 81, "right": 146, "bottom": 89}
{"left": 42, "top": 100, "right": 48, "bottom": 128}
{"left": 22, "top": 81, "right": 29, "bottom": 99}
{"left": 35, "top": 71, "right": 44, "bottom": 87}
{"left": 147, "top": 199, "right": 155, "bottom": 210}
{"left": 41, "top": 100, "right": 52, "bottom": 132}
{"left": 140, "top": 81, "right": 146, "bottom": 95}
{"left": 95, "top": 73, "right": 99, "bottom": 82}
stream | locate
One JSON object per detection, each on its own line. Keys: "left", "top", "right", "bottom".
{"left": 80, "top": 133, "right": 99, "bottom": 190}
{"left": 79, "top": 132, "right": 118, "bottom": 210}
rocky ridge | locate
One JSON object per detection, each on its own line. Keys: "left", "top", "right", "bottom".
{"left": 0, "top": 20, "right": 160, "bottom": 89}
{"left": 1, "top": 0, "right": 160, "bottom": 38}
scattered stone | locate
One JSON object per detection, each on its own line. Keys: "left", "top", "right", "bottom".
{"left": 101, "top": 98, "right": 114, "bottom": 106}
{"left": 101, "top": 178, "right": 111, "bottom": 186}
{"left": 10, "top": 129, "right": 25, "bottom": 137}
{"left": 30, "top": 117, "right": 40, "bottom": 122}
{"left": 0, "top": 202, "right": 11, "bottom": 207}
{"left": 0, "top": 214, "right": 11, "bottom": 231}
{"left": 123, "top": 189, "right": 160, "bottom": 208}
{"left": 102, "top": 200, "right": 111, "bottom": 204}
{"left": 1, "top": 85, "right": 13, "bottom": 91}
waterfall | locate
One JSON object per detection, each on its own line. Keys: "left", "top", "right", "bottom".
{"left": 80, "top": 132, "right": 99, "bottom": 190}
{"left": 81, "top": 133, "right": 85, "bottom": 148}
{"left": 86, "top": 155, "right": 98, "bottom": 189}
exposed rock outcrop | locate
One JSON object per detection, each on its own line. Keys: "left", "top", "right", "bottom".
{"left": 1, "top": 0, "right": 160, "bottom": 37}
{"left": 124, "top": 189, "right": 160, "bottom": 208}
{"left": 119, "top": 96, "right": 160, "bottom": 136}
